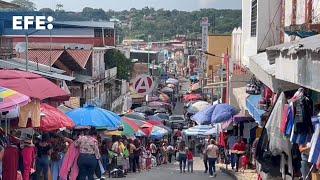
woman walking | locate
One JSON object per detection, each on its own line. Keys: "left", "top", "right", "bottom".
{"left": 206, "top": 139, "right": 219, "bottom": 178}
{"left": 178, "top": 141, "right": 187, "bottom": 173}
{"left": 74, "top": 128, "right": 101, "bottom": 180}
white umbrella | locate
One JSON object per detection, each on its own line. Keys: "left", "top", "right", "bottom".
{"left": 166, "top": 78, "right": 179, "bottom": 84}
{"left": 187, "top": 101, "right": 210, "bottom": 114}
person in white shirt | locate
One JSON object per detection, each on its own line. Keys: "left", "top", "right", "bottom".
{"left": 206, "top": 139, "right": 219, "bottom": 177}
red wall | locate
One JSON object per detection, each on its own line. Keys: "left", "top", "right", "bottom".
{"left": 11, "top": 36, "right": 115, "bottom": 47}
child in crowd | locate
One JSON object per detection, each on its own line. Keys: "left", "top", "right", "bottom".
{"left": 240, "top": 153, "right": 250, "bottom": 173}
{"left": 145, "top": 149, "right": 152, "bottom": 170}
{"left": 187, "top": 148, "right": 194, "bottom": 173}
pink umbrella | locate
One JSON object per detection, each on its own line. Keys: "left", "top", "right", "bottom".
{"left": 0, "top": 86, "right": 30, "bottom": 112}
{"left": 148, "top": 101, "right": 172, "bottom": 110}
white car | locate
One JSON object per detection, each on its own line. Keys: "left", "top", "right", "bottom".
{"left": 168, "top": 115, "right": 187, "bottom": 129}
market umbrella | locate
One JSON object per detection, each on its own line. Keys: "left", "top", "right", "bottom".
{"left": 67, "top": 105, "right": 122, "bottom": 130}
{"left": 166, "top": 78, "right": 179, "bottom": 84}
{"left": 153, "top": 108, "right": 168, "bottom": 114}
{"left": 187, "top": 101, "right": 210, "bottom": 114}
{"left": 148, "top": 120, "right": 172, "bottom": 134}
{"left": 191, "top": 83, "right": 200, "bottom": 91}
{"left": 133, "top": 106, "right": 154, "bottom": 115}
{"left": 40, "top": 103, "right": 75, "bottom": 132}
{"left": 159, "top": 93, "right": 170, "bottom": 102}
{"left": 0, "top": 86, "right": 30, "bottom": 112}
{"left": 191, "top": 105, "right": 217, "bottom": 125}
{"left": 148, "top": 101, "right": 172, "bottom": 110}
{"left": 167, "top": 84, "right": 175, "bottom": 88}
{"left": 147, "top": 95, "right": 160, "bottom": 102}
{"left": 0, "top": 70, "right": 70, "bottom": 101}
{"left": 183, "top": 94, "right": 202, "bottom": 102}
{"left": 211, "top": 104, "right": 239, "bottom": 124}
{"left": 183, "top": 125, "right": 214, "bottom": 136}
{"left": 150, "top": 126, "right": 169, "bottom": 139}
{"left": 123, "top": 112, "right": 146, "bottom": 121}
{"left": 160, "top": 87, "right": 174, "bottom": 94}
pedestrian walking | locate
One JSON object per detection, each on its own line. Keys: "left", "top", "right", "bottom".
{"left": 187, "top": 148, "right": 194, "bottom": 173}
{"left": 202, "top": 137, "right": 209, "bottom": 173}
{"left": 34, "top": 134, "right": 52, "bottom": 180}
{"left": 74, "top": 128, "right": 101, "bottom": 180}
{"left": 206, "top": 139, "right": 219, "bottom": 178}
{"left": 167, "top": 144, "right": 174, "bottom": 163}
{"left": 177, "top": 141, "right": 187, "bottom": 173}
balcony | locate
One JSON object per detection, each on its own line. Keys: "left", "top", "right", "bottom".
{"left": 105, "top": 67, "right": 117, "bottom": 80}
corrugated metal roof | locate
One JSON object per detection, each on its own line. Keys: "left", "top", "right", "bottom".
{"left": 267, "top": 35, "right": 320, "bottom": 54}
{"left": 250, "top": 52, "right": 275, "bottom": 76}
{"left": 74, "top": 73, "right": 93, "bottom": 83}
{"left": 66, "top": 50, "right": 92, "bottom": 69}
{"left": 17, "top": 50, "right": 64, "bottom": 66}
{"left": 54, "top": 21, "right": 114, "bottom": 29}
{"left": 0, "top": 59, "right": 74, "bottom": 81}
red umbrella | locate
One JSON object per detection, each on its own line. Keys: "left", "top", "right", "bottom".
{"left": 40, "top": 103, "right": 75, "bottom": 132}
{"left": 183, "top": 94, "right": 202, "bottom": 102}
{"left": 0, "top": 70, "right": 70, "bottom": 101}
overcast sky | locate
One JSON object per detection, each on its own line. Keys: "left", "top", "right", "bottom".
{"left": 28, "top": 0, "right": 241, "bottom": 11}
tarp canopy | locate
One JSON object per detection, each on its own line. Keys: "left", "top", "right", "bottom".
{"left": 0, "top": 70, "right": 70, "bottom": 101}
{"left": 246, "top": 95, "right": 266, "bottom": 125}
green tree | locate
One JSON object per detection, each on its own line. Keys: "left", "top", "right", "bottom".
{"left": 11, "top": 0, "right": 36, "bottom": 11}
{"left": 105, "top": 50, "right": 133, "bottom": 80}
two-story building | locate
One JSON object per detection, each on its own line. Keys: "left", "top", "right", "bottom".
{"left": 0, "top": 12, "right": 124, "bottom": 109}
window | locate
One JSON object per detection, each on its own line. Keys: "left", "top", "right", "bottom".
{"left": 251, "top": 0, "right": 257, "bottom": 37}
{"left": 94, "top": 28, "right": 102, "bottom": 37}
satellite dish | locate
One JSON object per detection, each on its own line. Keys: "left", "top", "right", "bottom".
{"left": 15, "top": 42, "right": 27, "bottom": 53}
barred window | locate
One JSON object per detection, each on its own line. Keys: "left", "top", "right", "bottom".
{"left": 251, "top": 0, "right": 257, "bottom": 37}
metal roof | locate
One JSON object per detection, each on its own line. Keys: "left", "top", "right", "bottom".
{"left": 267, "top": 34, "right": 320, "bottom": 54}
{"left": 17, "top": 50, "right": 64, "bottom": 66}
{"left": 74, "top": 73, "right": 93, "bottom": 83}
{"left": 0, "top": 0, "right": 19, "bottom": 8}
{"left": 0, "top": 59, "right": 74, "bottom": 81}
{"left": 54, "top": 21, "right": 114, "bottom": 29}
{"left": 130, "top": 49, "right": 159, "bottom": 54}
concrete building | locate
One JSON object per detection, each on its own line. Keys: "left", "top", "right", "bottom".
{"left": 207, "top": 35, "right": 232, "bottom": 75}
{"left": 241, "top": 0, "right": 282, "bottom": 67}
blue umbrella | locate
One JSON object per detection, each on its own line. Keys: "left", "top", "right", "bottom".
{"left": 67, "top": 105, "right": 122, "bottom": 130}
{"left": 191, "top": 105, "right": 217, "bottom": 125}
{"left": 211, "top": 104, "right": 239, "bottom": 124}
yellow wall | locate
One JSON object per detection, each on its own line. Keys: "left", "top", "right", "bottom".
{"left": 207, "top": 35, "right": 232, "bottom": 76}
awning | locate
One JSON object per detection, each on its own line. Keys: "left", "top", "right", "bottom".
{"left": 246, "top": 95, "right": 266, "bottom": 125}
{"left": 249, "top": 52, "right": 298, "bottom": 92}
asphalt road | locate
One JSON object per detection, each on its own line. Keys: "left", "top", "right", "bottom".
{"left": 115, "top": 157, "right": 233, "bottom": 180}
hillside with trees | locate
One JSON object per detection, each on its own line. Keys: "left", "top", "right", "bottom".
{"left": 9, "top": 0, "right": 242, "bottom": 41}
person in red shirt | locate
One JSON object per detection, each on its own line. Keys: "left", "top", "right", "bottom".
{"left": 232, "top": 138, "right": 247, "bottom": 172}
{"left": 187, "top": 148, "right": 194, "bottom": 173}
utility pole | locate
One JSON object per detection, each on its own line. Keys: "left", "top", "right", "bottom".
{"left": 147, "top": 35, "right": 151, "bottom": 75}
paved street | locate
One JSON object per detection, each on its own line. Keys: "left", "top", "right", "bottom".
{"left": 117, "top": 157, "right": 233, "bottom": 180}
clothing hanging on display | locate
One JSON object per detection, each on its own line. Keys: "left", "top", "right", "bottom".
{"left": 2, "top": 145, "right": 19, "bottom": 180}
{"left": 308, "top": 119, "right": 320, "bottom": 164}
{"left": 59, "top": 143, "right": 79, "bottom": 180}
{"left": 21, "top": 145, "right": 36, "bottom": 180}
{"left": 19, "top": 100, "right": 40, "bottom": 128}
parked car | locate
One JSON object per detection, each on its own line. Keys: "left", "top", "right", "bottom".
{"left": 167, "top": 115, "right": 187, "bottom": 129}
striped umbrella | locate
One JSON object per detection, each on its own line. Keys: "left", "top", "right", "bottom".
{"left": 159, "top": 93, "right": 170, "bottom": 102}
{"left": 183, "top": 125, "right": 216, "bottom": 136}
{"left": 0, "top": 86, "right": 30, "bottom": 112}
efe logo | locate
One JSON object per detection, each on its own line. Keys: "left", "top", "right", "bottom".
{"left": 12, "top": 16, "right": 53, "bottom": 30}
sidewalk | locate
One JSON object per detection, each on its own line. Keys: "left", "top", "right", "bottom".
{"left": 217, "top": 164, "right": 258, "bottom": 180}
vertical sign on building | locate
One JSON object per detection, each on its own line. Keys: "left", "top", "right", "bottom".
{"left": 201, "top": 17, "right": 210, "bottom": 75}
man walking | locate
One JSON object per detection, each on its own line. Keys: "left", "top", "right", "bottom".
{"left": 206, "top": 139, "right": 219, "bottom": 178}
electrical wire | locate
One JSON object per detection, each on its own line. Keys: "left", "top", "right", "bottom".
{"left": 258, "top": 1, "right": 282, "bottom": 51}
